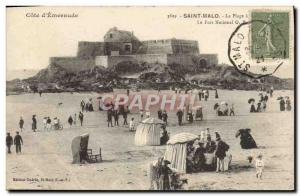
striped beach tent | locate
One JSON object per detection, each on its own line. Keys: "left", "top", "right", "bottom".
{"left": 134, "top": 118, "right": 165, "bottom": 146}
{"left": 164, "top": 132, "right": 199, "bottom": 173}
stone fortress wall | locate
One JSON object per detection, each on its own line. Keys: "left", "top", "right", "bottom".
{"left": 50, "top": 27, "right": 218, "bottom": 73}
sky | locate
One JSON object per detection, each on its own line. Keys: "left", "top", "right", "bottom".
{"left": 6, "top": 6, "right": 294, "bottom": 78}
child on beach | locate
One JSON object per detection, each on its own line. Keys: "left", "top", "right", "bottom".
{"left": 255, "top": 154, "right": 264, "bottom": 180}
{"left": 146, "top": 110, "right": 151, "bottom": 118}
{"left": 229, "top": 104, "right": 235, "bottom": 116}
{"left": 43, "top": 117, "right": 47, "bottom": 131}
{"left": 129, "top": 118, "right": 135, "bottom": 132}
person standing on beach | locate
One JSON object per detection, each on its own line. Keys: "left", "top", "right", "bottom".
{"left": 113, "top": 109, "right": 119, "bottom": 126}
{"left": 129, "top": 117, "right": 135, "bottom": 132}
{"left": 68, "top": 115, "right": 74, "bottom": 127}
{"left": 146, "top": 110, "right": 151, "bottom": 118}
{"left": 79, "top": 111, "right": 84, "bottom": 126}
{"left": 98, "top": 97, "right": 104, "bottom": 111}
{"left": 176, "top": 109, "right": 184, "bottom": 126}
{"left": 14, "top": 131, "right": 23, "bottom": 154}
{"left": 286, "top": 97, "right": 292, "bottom": 111}
{"left": 32, "top": 115, "right": 37, "bottom": 132}
{"left": 80, "top": 100, "right": 85, "bottom": 112}
{"left": 157, "top": 109, "right": 163, "bottom": 120}
{"left": 46, "top": 117, "right": 52, "bottom": 131}
{"left": 229, "top": 104, "right": 235, "bottom": 116}
{"left": 122, "top": 107, "right": 128, "bottom": 125}
{"left": 140, "top": 109, "right": 144, "bottom": 121}
{"left": 19, "top": 117, "right": 24, "bottom": 132}
{"left": 6, "top": 133, "right": 13, "bottom": 154}
{"left": 255, "top": 154, "right": 264, "bottom": 180}
{"left": 158, "top": 160, "right": 173, "bottom": 190}
{"left": 107, "top": 108, "right": 113, "bottom": 127}
{"left": 43, "top": 117, "right": 47, "bottom": 131}
{"left": 198, "top": 89, "right": 202, "bottom": 101}
{"left": 215, "top": 132, "right": 229, "bottom": 172}
{"left": 279, "top": 98, "right": 285, "bottom": 111}
{"left": 204, "top": 90, "right": 209, "bottom": 101}
{"left": 126, "top": 89, "right": 130, "bottom": 96}
{"left": 162, "top": 110, "right": 168, "bottom": 124}
{"left": 215, "top": 89, "right": 219, "bottom": 99}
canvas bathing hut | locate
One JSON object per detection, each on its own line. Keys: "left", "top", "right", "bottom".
{"left": 134, "top": 118, "right": 165, "bottom": 146}
{"left": 164, "top": 132, "right": 199, "bottom": 173}
{"left": 71, "top": 133, "right": 89, "bottom": 164}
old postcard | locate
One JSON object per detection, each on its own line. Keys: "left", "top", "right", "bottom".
{"left": 6, "top": 6, "right": 295, "bottom": 191}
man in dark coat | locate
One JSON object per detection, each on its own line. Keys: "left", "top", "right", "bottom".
{"left": 236, "top": 129, "right": 257, "bottom": 149}
{"left": 215, "top": 132, "right": 229, "bottom": 172}
{"left": 176, "top": 109, "right": 184, "bottom": 126}
{"left": 280, "top": 99, "right": 285, "bottom": 111}
{"left": 157, "top": 109, "right": 163, "bottom": 120}
{"left": 113, "top": 109, "right": 119, "bottom": 126}
{"left": 123, "top": 107, "right": 128, "bottom": 125}
{"left": 256, "top": 102, "right": 262, "bottom": 112}
{"left": 6, "top": 133, "right": 13, "bottom": 154}
{"left": 80, "top": 100, "right": 85, "bottom": 112}
{"left": 68, "top": 116, "right": 73, "bottom": 127}
{"left": 194, "top": 142, "right": 206, "bottom": 171}
{"left": 107, "top": 108, "right": 113, "bottom": 127}
{"left": 79, "top": 112, "right": 84, "bottom": 126}
{"left": 19, "top": 117, "right": 24, "bottom": 132}
{"left": 158, "top": 160, "right": 173, "bottom": 190}
{"left": 32, "top": 115, "right": 37, "bottom": 132}
{"left": 160, "top": 127, "right": 169, "bottom": 145}
{"left": 215, "top": 89, "right": 219, "bottom": 99}
{"left": 198, "top": 90, "right": 202, "bottom": 101}
{"left": 162, "top": 110, "right": 168, "bottom": 124}
{"left": 204, "top": 135, "right": 216, "bottom": 153}
{"left": 250, "top": 102, "right": 256, "bottom": 113}
{"left": 14, "top": 131, "right": 23, "bottom": 154}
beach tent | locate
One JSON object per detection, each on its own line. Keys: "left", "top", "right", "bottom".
{"left": 134, "top": 118, "right": 165, "bottom": 146}
{"left": 164, "top": 132, "right": 199, "bottom": 173}
{"left": 71, "top": 133, "right": 89, "bottom": 164}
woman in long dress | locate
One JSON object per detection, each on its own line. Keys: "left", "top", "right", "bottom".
{"left": 280, "top": 99, "right": 285, "bottom": 111}
{"left": 158, "top": 160, "right": 173, "bottom": 190}
{"left": 286, "top": 97, "right": 292, "bottom": 111}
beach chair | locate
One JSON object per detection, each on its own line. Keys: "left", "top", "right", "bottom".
{"left": 194, "top": 106, "right": 203, "bottom": 121}
{"left": 87, "top": 148, "right": 102, "bottom": 163}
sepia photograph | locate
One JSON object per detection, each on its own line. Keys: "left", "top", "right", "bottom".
{"left": 5, "top": 6, "right": 295, "bottom": 191}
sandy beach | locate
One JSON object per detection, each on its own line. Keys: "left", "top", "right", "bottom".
{"left": 6, "top": 89, "right": 294, "bottom": 190}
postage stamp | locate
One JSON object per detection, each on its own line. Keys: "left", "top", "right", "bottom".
{"left": 228, "top": 10, "right": 291, "bottom": 78}
{"left": 251, "top": 12, "right": 289, "bottom": 59}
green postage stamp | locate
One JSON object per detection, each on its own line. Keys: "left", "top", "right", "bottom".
{"left": 251, "top": 12, "right": 289, "bottom": 59}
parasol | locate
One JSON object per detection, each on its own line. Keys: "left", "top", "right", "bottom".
{"left": 248, "top": 98, "right": 255, "bottom": 104}
{"left": 220, "top": 101, "right": 227, "bottom": 105}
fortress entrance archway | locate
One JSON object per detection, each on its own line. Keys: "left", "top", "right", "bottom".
{"left": 199, "top": 59, "right": 207, "bottom": 68}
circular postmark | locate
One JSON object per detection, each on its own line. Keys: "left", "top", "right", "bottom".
{"left": 228, "top": 20, "right": 288, "bottom": 79}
